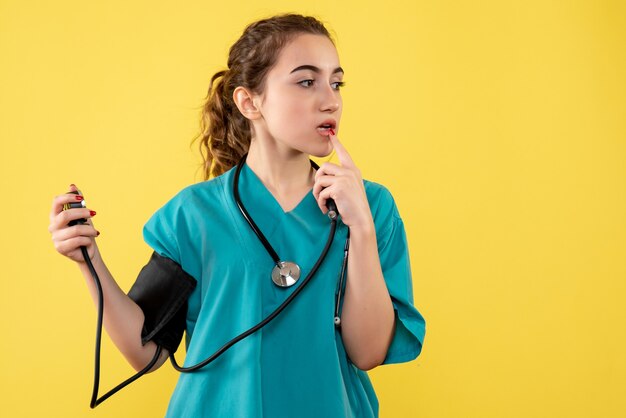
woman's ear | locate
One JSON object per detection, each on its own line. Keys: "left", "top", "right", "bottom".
{"left": 233, "top": 86, "right": 262, "bottom": 120}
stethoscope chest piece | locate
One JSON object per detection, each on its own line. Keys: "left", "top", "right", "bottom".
{"left": 271, "top": 261, "right": 301, "bottom": 287}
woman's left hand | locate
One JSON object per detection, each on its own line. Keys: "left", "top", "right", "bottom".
{"left": 313, "top": 131, "right": 374, "bottom": 229}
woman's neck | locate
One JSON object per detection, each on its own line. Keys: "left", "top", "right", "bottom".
{"left": 245, "top": 138, "right": 315, "bottom": 208}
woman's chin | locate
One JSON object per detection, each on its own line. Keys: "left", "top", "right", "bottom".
{"left": 306, "top": 140, "right": 334, "bottom": 158}
{"left": 308, "top": 147, "right": 334, "bottom": 159}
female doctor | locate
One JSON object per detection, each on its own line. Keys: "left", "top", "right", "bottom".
{"left": 48, "top": 14, "right": 425, "bottom": 418}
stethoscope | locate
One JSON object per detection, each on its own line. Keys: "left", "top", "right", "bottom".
{"left": 82, "top": 153, "right": 350, "bottom": 407}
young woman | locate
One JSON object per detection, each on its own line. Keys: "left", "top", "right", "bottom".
{"left": 49, "top": 14, "right": 425, "bottom": 417}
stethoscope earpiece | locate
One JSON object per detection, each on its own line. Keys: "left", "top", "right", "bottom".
{"left": 326, "top": 198, "right": 338, "bottom": 220}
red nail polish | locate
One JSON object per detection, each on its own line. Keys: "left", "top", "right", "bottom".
{"left": 329, "top": 129, "right": 335, "bottom": 136}
{"left": 75, "top": 195, "right": 84, "bottom": 201}
{"left": 90, "top": 210, "right": 97, "bottom": 216}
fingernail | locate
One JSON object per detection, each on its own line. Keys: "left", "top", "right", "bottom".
{"left": 329, "top": 129, "right": 335, "bottom": 136}
{"left": 70, "top": 183, "right": 76, "bottom": 188}
{"left": 75, "top": 195, "right": 84, "bottom": 201}
{"left": 96, "top": 230, "right": 100, "bottom": 236}
{"left": 90, "top": 210, "right": 97, "bottom": 216}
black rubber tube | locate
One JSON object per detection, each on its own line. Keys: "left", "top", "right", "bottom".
{"left": 82, "top": 245, "right": 163, "bottom": 408}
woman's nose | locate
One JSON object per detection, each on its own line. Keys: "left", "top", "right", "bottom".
{"left": 319, "top": 85, "right": 340, "bottom": 112}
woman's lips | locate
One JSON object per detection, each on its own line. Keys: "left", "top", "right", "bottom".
{"left": 317, "top": 126, "right": 333, "bottom": 136}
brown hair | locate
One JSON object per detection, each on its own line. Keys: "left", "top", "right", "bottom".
{"left": 193, "top": 14, "right": 334, "bottom": 180}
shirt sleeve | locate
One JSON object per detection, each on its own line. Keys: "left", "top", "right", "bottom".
{"left": 373, "top": 187, "right": 426, "bottom": 365}
{"left": 142, "top": 195, "right": 182, "bottom": 265}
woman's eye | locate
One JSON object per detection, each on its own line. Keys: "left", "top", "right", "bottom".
{"left": 298, "top": 80, "right": 345, "bottom": 90}
{"left": 298, "top": 80, "right": 314, "bottom": 87}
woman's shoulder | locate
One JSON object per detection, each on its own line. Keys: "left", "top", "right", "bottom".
{"left": 361, "top": 179, "right": 407, "bottom": 245}
{"left": 362, "top": 178, "right": 401, "bottom": 221}
{"left": 152, "top": 166, "right": 237, "bottom": 215}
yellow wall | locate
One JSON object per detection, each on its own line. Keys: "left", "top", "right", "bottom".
{"left": 1, "top": 0, "right": 625, "bottom": 417}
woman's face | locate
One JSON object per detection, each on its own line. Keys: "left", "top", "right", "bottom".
{"left": 254, "top": 33, "right": 343, "bottom": 157}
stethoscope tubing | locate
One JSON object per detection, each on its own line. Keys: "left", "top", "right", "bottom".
{"left": 83, "top": 156, "right": 347, "bottom": 407}
{"left": 232, "top": 155, "right": 282, "bottom": 265}
{"left": 82, "top": 245, "right": 164, "bottom": 408}
{"left": 83, "top": 215, "right": 339, "bottom": 406}
{"left": 169, "top": 218, "right": 338, "bottom": 372}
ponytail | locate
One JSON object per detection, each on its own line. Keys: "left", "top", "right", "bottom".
{"left": 194, "top": 69, "right": 251, "bottom": 180}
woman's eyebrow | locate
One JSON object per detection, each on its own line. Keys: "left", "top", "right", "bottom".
{"left": 290, "top": 64, "right": 344, "bottom": 75}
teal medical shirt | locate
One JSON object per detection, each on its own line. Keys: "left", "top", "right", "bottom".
{"left": 143, "top": 162, "right": 426, "bottom": 417}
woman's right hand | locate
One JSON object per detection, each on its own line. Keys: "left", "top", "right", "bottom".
{"left": 49, "top": 184, "right": 100, "bottom": 263}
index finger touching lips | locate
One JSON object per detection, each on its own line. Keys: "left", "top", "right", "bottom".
{"left": 328, "top": 129, "right": 355, "bottom": 168}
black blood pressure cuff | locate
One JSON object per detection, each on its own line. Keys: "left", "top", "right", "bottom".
{"left": 127, "top": 252, "right": 197, "bottom": 354}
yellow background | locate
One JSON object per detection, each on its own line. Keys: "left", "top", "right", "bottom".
{"left": 1, "top": 0, "right": 625, "bottom": 417}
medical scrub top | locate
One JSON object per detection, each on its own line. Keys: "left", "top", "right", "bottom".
{"left": 142, "top": 161, "right": 426, "bottom": 418}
